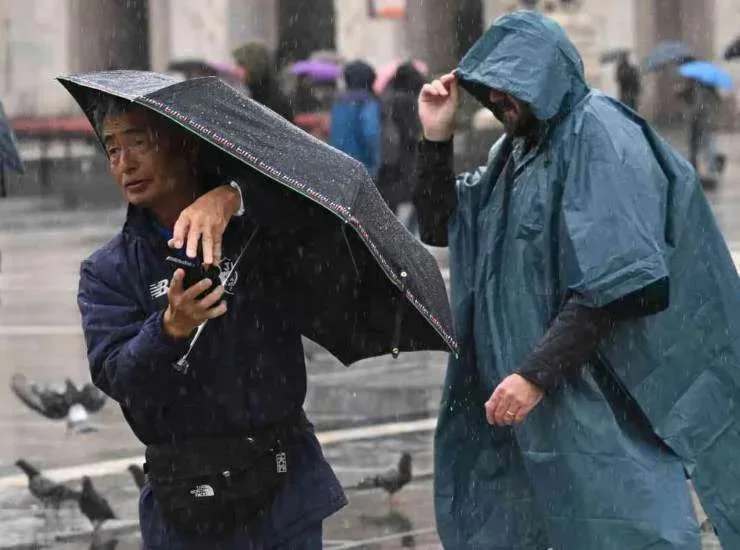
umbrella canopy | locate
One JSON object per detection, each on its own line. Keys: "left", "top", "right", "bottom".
{"left": 679, "top": 61, "right": 733, "bottom": 91}
{"left": 167, "top": 59, "right": 245, "bottom": 85}
{"left": 599, "top": 47, "right": 629, "bottom": 64}
{"left": 290, "top": 60, "right": 341, "bottom": 82}
{"left": 724, "top": 36, "right": 740, "bottom": 60}
{"left": 57, "top": 70, "right": 457, "bottom": 364}
{"left": 643, "top": 40, "right": 694, "bottom": 72}
{"left": 0, "top": 101, "right": 24, "bottom": 174}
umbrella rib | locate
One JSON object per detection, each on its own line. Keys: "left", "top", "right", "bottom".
{"left": 341, "top": 224, "right": 361, "bottom": 279}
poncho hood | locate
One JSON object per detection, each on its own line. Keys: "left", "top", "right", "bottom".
{"left": 456, "top": 10, "right": 589, "bottom": 121}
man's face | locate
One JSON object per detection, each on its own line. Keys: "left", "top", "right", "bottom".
{"left": 488, "top": 89, "right": 538, "bottom": 137}
{"left": 102, "top": 109, "right": 194, "bottom": 208}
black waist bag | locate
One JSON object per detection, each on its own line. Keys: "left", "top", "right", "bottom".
{"left": 145, "top": 427, "right": 291, "bottom": 536}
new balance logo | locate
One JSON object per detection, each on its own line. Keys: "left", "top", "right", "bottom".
{"left": 190, "top": 484, "right": 215, "bottom": 498}
{"left": 149, "top": 279, "right": 169, "bottom": 299}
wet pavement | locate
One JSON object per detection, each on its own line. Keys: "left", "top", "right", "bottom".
{"left": 0, "top": 128, "right": 738, "bottom": 548}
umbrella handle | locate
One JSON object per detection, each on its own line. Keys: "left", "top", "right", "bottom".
{"left": 391, "top": 271, "right": 408, "bottom": 359}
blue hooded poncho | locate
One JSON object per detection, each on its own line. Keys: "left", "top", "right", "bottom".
{"left": 434, "top": 11, "right": 740, "bottom": 550}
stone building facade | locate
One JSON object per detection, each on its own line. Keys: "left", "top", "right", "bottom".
{"left": 1, "top": 0, "right": 738, "bottom": 121}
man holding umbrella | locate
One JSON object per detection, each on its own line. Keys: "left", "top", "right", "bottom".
{"left": 65, "top": 67, "right": 454, "bottom": 548}
{"left": 77, "top": 95, "right": 345, "bottom": 548}
{"left": 415, "top": 11, "right": 740, "bottom": 549}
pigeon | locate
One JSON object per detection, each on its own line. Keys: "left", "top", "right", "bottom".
{"left": 79, "top": 476, "right": 116, "bottom": 531}
{"left": 11, "top": 374, "right": 69, "bottom": 419}
{"left": 65, "top": 379, "right": 107, "bottom": 413}
{"left": 64, "top": 379, "right": 106, "bottom": 433}
{"left": 10, "top": 374, "right": 107, "bottom": 432}
{"left": 15, "top": 459, "right": 81, "bottom": 508}
{"left": 356, "top": 452, "right": 413, "bottom": 498}
{"left": 127, "top": 464, "right": 147, "bottom": 490}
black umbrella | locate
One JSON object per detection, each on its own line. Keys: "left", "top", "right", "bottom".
{"left": 725, "top": 36, "right": 740, "bottom": 60}
{"left": 599, "top": 48, "right": 629, "bottom": 64}
{"left": 58, "top": 70, "right": 458, "bottom": 364}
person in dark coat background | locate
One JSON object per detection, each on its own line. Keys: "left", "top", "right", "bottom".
{"left": 377, "top": 62, "right": 427, "bottom": 220}
{"left": 615, "top": 52, "right": 641, "bottom": 111}
{"left": 679, "top": 78, "right": 725, "bottom": 185}
{"left": 78, "top": 96, "right": 345, "bottom": 548}
{"left": 233, "top": 42, "right": 295, "bottom": 122}
{"left": 329, "top": 60, "right": 381, "bottom": 179}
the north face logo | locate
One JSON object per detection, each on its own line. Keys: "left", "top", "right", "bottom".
{"left": 276, "top": 452, "right": 287, "bottom": 474}
{"left": 218, "top": 258, "right": 238, "bottom": 294}
{"left": 149, "top": 279, "right": 169, "bottom": 299}
{"left": 190, "top": 484, "right": 215, "bottom": 498}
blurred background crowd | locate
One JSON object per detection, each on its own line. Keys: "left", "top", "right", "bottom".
{"left": 1, "top": 0, "right": 739, "bottom": 211}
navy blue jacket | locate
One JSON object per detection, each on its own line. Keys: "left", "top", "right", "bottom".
{"left": 77, "top": 197, "right": 346, "bottom": 539}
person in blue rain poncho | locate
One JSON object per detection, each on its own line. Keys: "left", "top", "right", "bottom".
{"left": 413, "top": 11, "right": 740, "bottom": 550}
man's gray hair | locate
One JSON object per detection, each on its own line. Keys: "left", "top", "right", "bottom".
{"left": 91, "top": 95, "right": 137, "bottom": 135}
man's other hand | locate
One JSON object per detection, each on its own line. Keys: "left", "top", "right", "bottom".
{"left": 162, "top": 269, "right": 227, "bottom": 339}
{"left": 418, "top": 72, "right": 459, "bottom": 142}
{"left": 485, "top": 374, "right": 544, "bottom": 427}
{"left": 168, "top": 184, "right": 241, "bottom": 266}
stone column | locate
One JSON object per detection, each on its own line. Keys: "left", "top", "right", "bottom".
{"left": 228, "top": 0, "right": 279, "bottom": 53}
{"left": 405, "top": 0, "right": 459, "bottom": 75}
{"left": 276, "top": 0, "right": 335, "bottom": 66}
{"left": 68, "top": 0, "right": 150, "bottom": 72}
{"left": 4, "top": 0, "right": 74, "bottom": 116}
{"left": 148, "top": 0, "right": 171, "bottom": 72}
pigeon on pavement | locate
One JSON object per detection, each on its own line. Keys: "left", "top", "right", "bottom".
{"left": 10, "top": 374, "right": 107, "bottom": 432}
{"left": 127, "top": 464, "right": 146, "bottom": 490}
{"left": 79, "top": 476, "right": 116, "bottom": 531}
{"left": 357, "top": 452, "right": 413, "bottom": 498}
{"left": 15, "top": 459, "right": 81, "bottom": 508}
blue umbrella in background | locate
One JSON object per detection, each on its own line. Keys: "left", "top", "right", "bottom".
{"left": 0, "top": 100, "right": 24, "bottom": 198}
{"left": 643, "top": 40, "right": 695, "bottom": 72}
{"left": 679, "top": 61, "right": 733, "bottom": 91}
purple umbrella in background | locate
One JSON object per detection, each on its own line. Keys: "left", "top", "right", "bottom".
{"left": 290, "top": 60, "right": 342, "bottom": 82}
